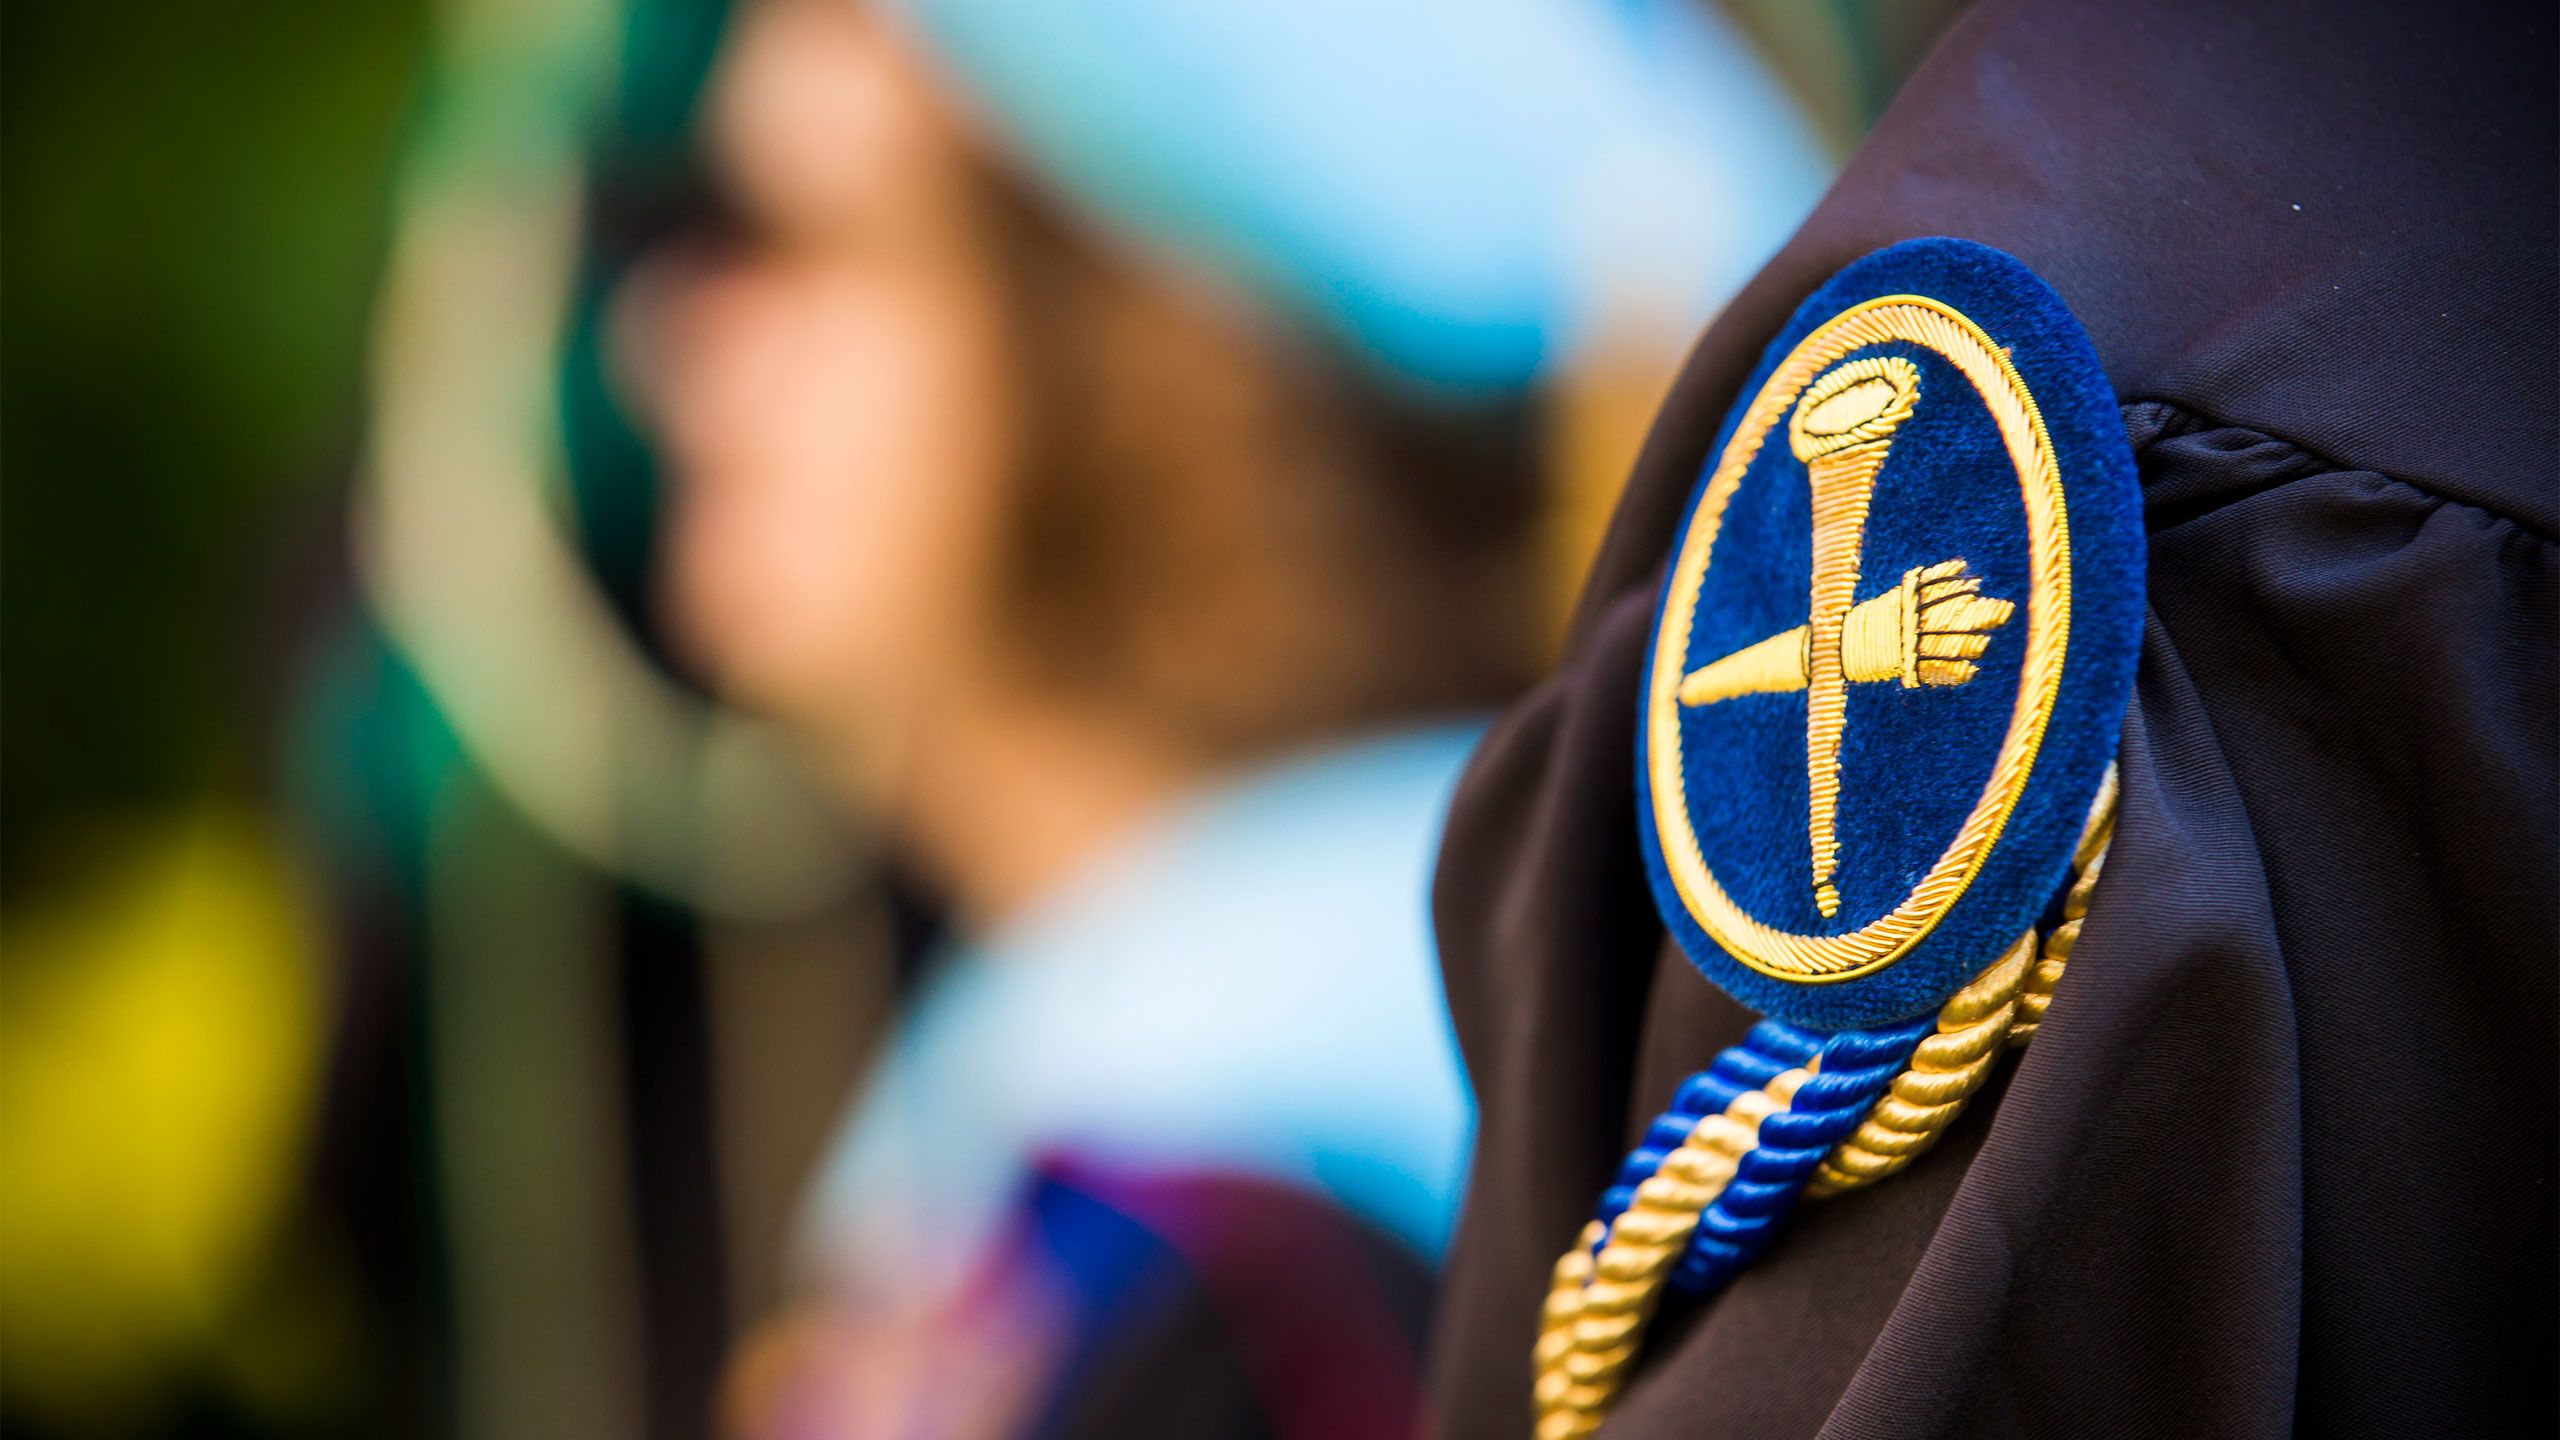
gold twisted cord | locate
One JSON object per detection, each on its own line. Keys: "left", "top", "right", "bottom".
{"left": 1531, "top": 1223, "right": 1605, "bottom": 1437}
{"left": 1803, "top": 930, "right": 2033, "bottom": 1197}
{"left": 2009, "top": 775, "right": 2114, "bottom": 1051}
{"left": 1532, "top": 1068, "right": 1813, "bottom": 1438}
{"left": 1534, "top": 771, "right": 2119, "bottom": 1430}
{"left": 1808, "top": 771, "right": 2114, "bottom": 1196}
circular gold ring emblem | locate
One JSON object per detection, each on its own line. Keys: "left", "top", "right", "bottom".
{"left": 1647, "top": 295, "right": 2073, "bottom": 983}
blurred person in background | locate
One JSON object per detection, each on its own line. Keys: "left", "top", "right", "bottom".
{"left": 632, "top": 6, "right": 1525, "bottom": 1435}
{"left": 620, "top": 1, "right": 1828, "bottom": 1435}
{"left": 2, "top": 0, "right": 1999, "bottom": 1435}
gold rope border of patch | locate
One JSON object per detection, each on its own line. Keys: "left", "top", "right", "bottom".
{"left": 1647, "top": 296, "right": 2073, "bottom": 982}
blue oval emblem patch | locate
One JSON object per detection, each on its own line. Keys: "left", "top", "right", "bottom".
{"left": 1639, "top": 238, "right": 2143, "bottom": 1030}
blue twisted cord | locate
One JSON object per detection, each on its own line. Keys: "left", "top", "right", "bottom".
{"left": 1590, "top": 1015, "right": 1932, "bottom": 1293}
{"left": 1594, "top": 1020, "right": 1816, "bottom": 1225}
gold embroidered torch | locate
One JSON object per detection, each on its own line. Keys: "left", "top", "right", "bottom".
{"left": 1675, "top": 358, "right": 2016, "bottom": 917}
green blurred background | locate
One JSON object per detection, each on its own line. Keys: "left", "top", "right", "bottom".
{"left": 4, "top": 0, "right": 422, "bottom": 872}
{"left": 5, "top": 5, "right": 426, "bottom": 1435}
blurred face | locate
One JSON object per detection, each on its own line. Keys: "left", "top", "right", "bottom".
{"left": 632, "top": 0, "right": 1015, "bottom": 743}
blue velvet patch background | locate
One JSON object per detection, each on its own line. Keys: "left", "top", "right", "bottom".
{"left": 1637, "top": 238, "right": 2144, "bottom": 1030}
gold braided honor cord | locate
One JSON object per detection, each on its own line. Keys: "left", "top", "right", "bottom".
{"left": 1811, "top": 773, "right": 2112, "bottom": 1194}
{"left": 1533, "top": 1067, "right": 1815, "bottom": 1438}
{"left": 1532, "top": 772, "right": 2117, "bottom": 1433}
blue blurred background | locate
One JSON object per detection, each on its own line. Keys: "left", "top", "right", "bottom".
{"left": 0, "top": 2, "right": 1960, "bottom": 1435}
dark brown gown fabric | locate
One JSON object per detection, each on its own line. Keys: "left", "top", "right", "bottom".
{"left": 1424, "top": 2, "right": 2557, "bottom": 1436}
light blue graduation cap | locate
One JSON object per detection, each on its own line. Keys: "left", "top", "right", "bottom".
{"left": 892, "top": 0, "right": 1831, "bottom": 390}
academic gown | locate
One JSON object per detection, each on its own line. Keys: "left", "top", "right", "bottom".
{"left": 1423, "top": 1, "right": 2557, "bottom": 1435}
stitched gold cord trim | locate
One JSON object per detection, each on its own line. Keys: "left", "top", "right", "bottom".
{"left": 1676, "top": 624, "right": 1811, "bottom": 706}
{"left": 1792, "top": 358, "right": 1920, "bottom": 917}
{"left": 1903, "top": 559, "right": 2017, "bottom": 688}
{"left": 1680, "top": 557, "right": 2017, "bottom": 707}
{"left": 1647, "top": 297, "right": 2073, "bottom": 981}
